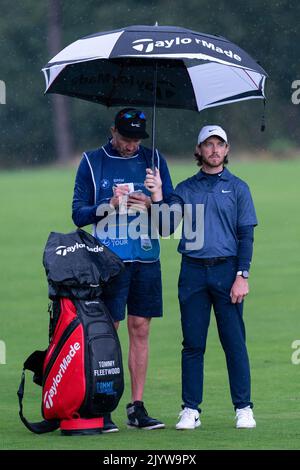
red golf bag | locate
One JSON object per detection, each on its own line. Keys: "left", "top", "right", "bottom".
{"left": 17, "top": 229, "right": 125, "bottom": 435}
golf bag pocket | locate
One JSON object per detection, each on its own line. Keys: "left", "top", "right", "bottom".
{"left": 87, "top": 333, "right": 123, "bottom": 413}
{"left": 74, "top": 298, "right": 124, "bottom": 416}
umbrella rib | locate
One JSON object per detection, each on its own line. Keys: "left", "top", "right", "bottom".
{"left": 243, "top": 69, "right": 259, "bottom": 89}
{"left": 228, "top": 66, "right": 260, "bottom": 90}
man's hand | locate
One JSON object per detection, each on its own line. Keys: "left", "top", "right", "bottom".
{"left": 144, "top": 168, "right": 163, "bottom": 201}
{"left": 230, "top": 276, "right": 249, "bottom": 304}
{"left": 110, "top": 184, "right": 130, "bottom": 208}
{"left": 127, "top": 192, "right": 151, "bottom": 212}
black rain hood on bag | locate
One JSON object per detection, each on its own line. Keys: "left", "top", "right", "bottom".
{"left": 43, "top": 229, "right": 124, "bottom": 299}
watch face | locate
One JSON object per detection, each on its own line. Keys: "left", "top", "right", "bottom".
{"left": 242, "top": 271, "right": 249, "bottom": 279}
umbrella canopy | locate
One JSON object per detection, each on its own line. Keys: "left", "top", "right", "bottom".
{"left": 42, "top": 24, "right": 267, "bottom": 112}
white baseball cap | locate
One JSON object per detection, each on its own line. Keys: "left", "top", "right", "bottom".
{"left": 197, "top": 125, "right": 228, "bottom": 145}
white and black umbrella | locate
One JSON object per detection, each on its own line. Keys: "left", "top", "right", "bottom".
{"left": 42, "top": 24, "right": 267, "bottom": 162}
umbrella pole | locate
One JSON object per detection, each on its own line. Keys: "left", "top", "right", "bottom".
{"left": 151, "top": 61, "right": 158, "bottom": 171}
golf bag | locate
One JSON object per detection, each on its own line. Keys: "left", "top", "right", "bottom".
{"left": 18, "top": 229, "right": 125, "bottom": 434}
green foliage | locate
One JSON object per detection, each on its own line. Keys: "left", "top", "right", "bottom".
{"left": 268, "top": 137, "right": 296, "bottom": 157}
{"left": 1, "top": 0, "right": 300, "bottom": 167}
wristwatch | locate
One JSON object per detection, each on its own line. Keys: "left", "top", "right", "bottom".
{"left": 236, "top": 270, "right": 249, "bottom": 279}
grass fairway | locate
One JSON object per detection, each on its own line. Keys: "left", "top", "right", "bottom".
{"left": 1, "top": 159, "right": 300, "bottom": 450}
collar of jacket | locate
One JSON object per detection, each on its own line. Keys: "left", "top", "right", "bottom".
{"left": 102, "top": 139, "right": 140, "bottom": 159}
{"left": 196, "top": 167, "right": 231, "bottom": 181}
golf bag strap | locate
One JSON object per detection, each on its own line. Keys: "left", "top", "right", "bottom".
{"left": 17, "top": 369, "right": 60, "bottom": 434}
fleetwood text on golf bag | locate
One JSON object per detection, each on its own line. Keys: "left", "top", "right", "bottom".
{"left": 17, "top": 229, "right": 125, "bottom": 435}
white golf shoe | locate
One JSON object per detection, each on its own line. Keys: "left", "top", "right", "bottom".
{"left": 235, "top": 406, "right": 256, "bottom": 429}
{"left": 176, "top": 407, "right": 201, "bottom": 430}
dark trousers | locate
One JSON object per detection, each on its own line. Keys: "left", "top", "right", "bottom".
{"left": 178, "top": 256, "right": 253, "bottom": 411}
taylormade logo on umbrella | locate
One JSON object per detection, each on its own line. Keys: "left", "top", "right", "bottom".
{"left": 55, "top": 242, "right": 104, "bottom": 256}
{"left": 132, "top": 37, "right": 195, "bottom": 53}
{"left": 132, "top": 37, "right": 241, "bottom": 62}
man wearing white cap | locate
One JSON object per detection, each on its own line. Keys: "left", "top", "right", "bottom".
{"left": 145, "top": 125, "right": 257, "bottom": 430}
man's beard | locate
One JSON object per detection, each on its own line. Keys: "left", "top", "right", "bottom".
{"left": 201, "top": 154, "right": 225, "bottom": 168}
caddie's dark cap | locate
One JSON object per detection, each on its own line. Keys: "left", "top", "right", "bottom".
{"left": 114, "top": 108, "right": 149, "bottom": 139}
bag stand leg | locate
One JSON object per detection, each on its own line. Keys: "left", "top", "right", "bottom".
{"left": 60, "top": 417, "right": 104, "bottom": 436}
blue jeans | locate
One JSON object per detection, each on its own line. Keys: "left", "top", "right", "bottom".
{"left": 178, "top": 256, "right": 253, "bottom": 411}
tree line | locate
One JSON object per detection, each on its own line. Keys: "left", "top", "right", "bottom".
{"left": 0, "top": 0, "right": 299, "bottom": 168}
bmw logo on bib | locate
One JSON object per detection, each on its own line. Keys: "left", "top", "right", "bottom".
{"left": 100, "top": 179, "right": 110, "bottom": 189}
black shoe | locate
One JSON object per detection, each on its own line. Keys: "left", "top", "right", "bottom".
{"left": 126, "top": 401, "right": 165, "bottom": 430}
{"left": 102, "top": 413, "right": 119, "bottom": 433}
